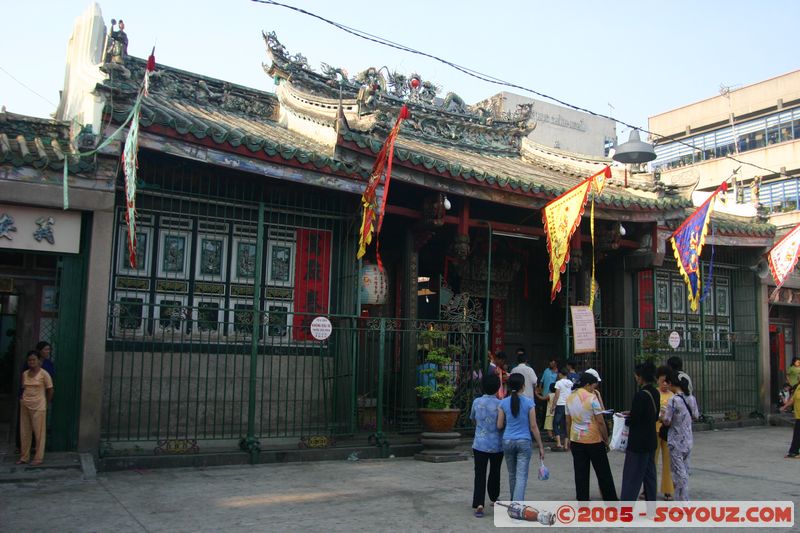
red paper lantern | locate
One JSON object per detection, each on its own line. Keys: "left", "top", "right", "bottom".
{"left": 410, "top": 77, "right": 421, "bottom": 89}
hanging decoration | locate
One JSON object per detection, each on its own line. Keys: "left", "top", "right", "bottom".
{"left": 356, "top": 104, "right": 410, "bottom": 268}
{"left": 60, "top": 48, "right": 155, "bottom": 269}
{"left": 122, "top": 49, "right": 156, "bottom": 268}
{"left": 670, "top": 181, "right": 727, "bottom": 312}
{"left": 359, "top": 262, "right": 389, "bottom": 305}
{"left": 767, "top": 222, "right": 800, "bottom": 299}
{"left": 589, "top": 166, "right": 611, "bottom": 309}
{"left": 542, "top": 166, "right": 610, "bottom": 303}
{"left": 542, "top": 180, "right": 591, "bottom": 302}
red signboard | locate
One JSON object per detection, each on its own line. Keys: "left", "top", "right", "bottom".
{"left": 293, "top": 228, "right": 332, "bottom": 341}
{"left": 492, "top": 299, "right": 505, "bottom": 354}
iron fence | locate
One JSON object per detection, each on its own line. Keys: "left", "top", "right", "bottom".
{"left": 101, "top": 303, "right": 487, "bottom": 453}
{"left": 579, "top": 326, "right": 760, "bottom": 418}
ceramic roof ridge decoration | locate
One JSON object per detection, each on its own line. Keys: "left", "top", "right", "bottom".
{"left": 98, "top": 56, "right": 278, "bottom": 120}
{"left": 263, "top": 31, "right": 534, "bottom": 154}
{"left": 0, "top": 111, "right": 93, "bottom": 175}
{"left": 77, "top": 34, "right": 769, "bottom": 232}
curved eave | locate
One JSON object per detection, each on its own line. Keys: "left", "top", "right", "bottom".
{"left": 339, "top": 131, "right": 691, "bottom": 212}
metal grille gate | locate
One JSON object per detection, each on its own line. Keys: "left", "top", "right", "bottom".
{"left": 102, "top": 156, "right": 362, "bottom": 453}
{"left": 577, "top": 262, "right": 761, "bottom": 418}
{"left": 101, "top": 156, "right": 488, "bottom": 455}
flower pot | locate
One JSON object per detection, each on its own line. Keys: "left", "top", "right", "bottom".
{"left": 418, "top": 408, "right": 460, "bottom": 433}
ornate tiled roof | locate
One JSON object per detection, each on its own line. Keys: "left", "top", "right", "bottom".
{"left": 0, "top": 112, "right": 94, "bottom": 174}
{"left": 263, "top": 31, "right": 533, "bottom": 155}
{"left": 96, "top": 54, "right": 694, "bottom": 212}
{"left": 98, "top": 57, "right": 363, "bottom": 178}
{"left": 665, "top": 210, "right": 775, "bottom": 237}
{"left": 90, "top": 47, "right": 770, "bottom": 219}
{"left": 342, "top": 129, "right": 692, "bottom": 210}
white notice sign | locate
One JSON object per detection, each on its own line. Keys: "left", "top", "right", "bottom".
{"left": 570, "top": 305, "right": 597, "bottom": 354}
{"left": 668, "top": 331, "right": 681, "bottom": 349}
{"left": 310, "top": 316, "right": 332, "bottom": 341}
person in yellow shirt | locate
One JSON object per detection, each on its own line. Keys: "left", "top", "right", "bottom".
{"left": 17, "top": 350, "right": 54, "bottom": 465}
{"left": 565, "top": 372, "right": 618, "bottom": 501}
{"left": 656, "top": 366, "right": 675, "bottom": 499}
{"left": 781, "top": 383, "right": 800, "bottom": 458}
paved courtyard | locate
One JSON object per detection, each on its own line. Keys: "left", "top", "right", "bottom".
{"left": 1, "top": 426, "right": 798, "bottom": 532}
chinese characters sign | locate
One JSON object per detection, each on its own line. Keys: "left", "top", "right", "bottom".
{"left": 293, "top": 228, "right": 332, "bottom": 341}
{"left": 0, "top": 205, "right": 81, "bottom": 254}
{"left": 492, "top": 299, "right": 505, "bottom": 354}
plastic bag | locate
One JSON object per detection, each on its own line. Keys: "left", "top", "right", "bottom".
{"left": 537, "top": 459, "right": 550, "bottom": 481}
{"left": 609, "top": 413, "right": 629, "bottom": 452}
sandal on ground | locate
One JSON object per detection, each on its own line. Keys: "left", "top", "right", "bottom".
{"left": 474, "top": 506, "right": 484, "bottom": 518}
{"left": 550, "top": 445, "right": 565, "bottom": 452}
{"left": 15, "top": 460, "right": 28, "bottom": 465}
{"left": 30, "top": 460, "right": 43, "bottom": 466}
{"left": 785, "top": 453, "right": 799, "bottom": 459}
{"left": 663, "top": 494, "right": 673, "bottom": 501}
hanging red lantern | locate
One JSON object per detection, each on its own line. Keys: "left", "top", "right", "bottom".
{"left": 409, "top": 76, "right": 421, "bottom": 90}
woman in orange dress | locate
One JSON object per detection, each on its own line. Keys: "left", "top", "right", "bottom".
{"left": 17, "top": 350, "right": 54, "bottom": 465}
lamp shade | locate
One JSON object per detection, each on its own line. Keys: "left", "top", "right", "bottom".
{"left": 612, "top": 129, "right": 657, "bottom": 164}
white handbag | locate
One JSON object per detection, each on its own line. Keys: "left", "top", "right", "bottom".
{"left": 609, "top": 413, "right": 629, "bottom": 452}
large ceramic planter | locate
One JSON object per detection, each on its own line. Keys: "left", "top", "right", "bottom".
{"left": 415, "top": 408, "right": 467, "bottom": 463}
{"left": 418, "top": 408, "right": 460, "bottom": 433}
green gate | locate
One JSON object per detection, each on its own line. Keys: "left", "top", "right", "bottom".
{"left": 100, "top": 154, "right": 487, "bottom": 456}
{"left": 580, "top": 262, "right": 761, "bottom": 418}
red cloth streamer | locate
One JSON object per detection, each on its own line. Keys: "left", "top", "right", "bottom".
{"left": 357, "top": 105, "right": 410, "bottom": 269}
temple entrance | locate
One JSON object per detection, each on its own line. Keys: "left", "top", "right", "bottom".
{"left": 416, "top": 225, "right": 563, "bottom": 376}
{"left": 0, "top": 251, "right": 59, "bottom": 454}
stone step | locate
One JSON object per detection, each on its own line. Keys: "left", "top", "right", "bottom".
{"left": 0, "top": 451, "right": 88, "bottom": 484}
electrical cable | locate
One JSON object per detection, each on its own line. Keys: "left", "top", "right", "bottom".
{"left": 0, "top": 65, "right": 59, "bottom": 109}
{"left": 252, "top": 0, "right": 788, "bottom": 178}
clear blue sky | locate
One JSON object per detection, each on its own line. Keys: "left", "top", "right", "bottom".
{"left": 2, "top": 0, "right": 799, "bottom": 139}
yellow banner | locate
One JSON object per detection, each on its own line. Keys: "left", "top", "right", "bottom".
{"left": 543, "top": 179, "right": 592, "bottom": 302}
{"left": 593, "top": 165, "right": 611, "bottom": 195}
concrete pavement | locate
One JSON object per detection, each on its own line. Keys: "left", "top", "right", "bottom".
{"left": 1, "top": 426, "right": 798, "bottom": 532}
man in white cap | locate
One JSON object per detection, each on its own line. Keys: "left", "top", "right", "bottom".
{"left": 584, "top": 368, "right": 605, "bottom": 409}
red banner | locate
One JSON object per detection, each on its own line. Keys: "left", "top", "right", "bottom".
{"left": 492, "top": 299, "right": 505, "bottom": 354}
{"left": 293, "top": 228, "right": 332, "bottom": 341}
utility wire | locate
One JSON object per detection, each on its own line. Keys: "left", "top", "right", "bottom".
{"left": 0, "top": 65, "right": 58, "bottom": 109}
{"left": 252, "top": 0, "right": 787, "bottom": 179}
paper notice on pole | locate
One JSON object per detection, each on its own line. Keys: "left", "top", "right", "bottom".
{"left": 570, "top": 305, "right": 596, "bottom": 354}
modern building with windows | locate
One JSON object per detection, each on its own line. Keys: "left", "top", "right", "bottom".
{"left": 649, "top": 69, "right": 800, "bottom": 408}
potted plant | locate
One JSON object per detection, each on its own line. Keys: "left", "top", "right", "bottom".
{"left": 415, "top": 328, "right": 461, "bottom": 433}
{"left": 636, "top": 330, "right": 663, "bottom": 365}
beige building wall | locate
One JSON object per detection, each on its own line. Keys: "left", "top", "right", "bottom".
{"left": 650, "top": 69, "right": 800, "bottom": 229}
{"left": 649, "top": 69, "right": 800, "bottom": 138}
